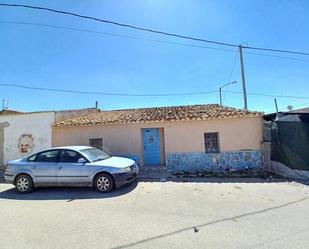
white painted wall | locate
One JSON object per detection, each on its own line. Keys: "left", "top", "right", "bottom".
{"left": 0, "top": 112, "right": 55, "bottom": 163}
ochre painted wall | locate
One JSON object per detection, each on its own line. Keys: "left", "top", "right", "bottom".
{"left": 53, "top": 117, "right": 263, "bottom": 164}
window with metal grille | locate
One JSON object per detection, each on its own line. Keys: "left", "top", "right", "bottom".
{"left": 89, "top": 138, "right": 103, "bottom": 150}
{"left": 204, "top": 132, "right": 220, "bottom": 153}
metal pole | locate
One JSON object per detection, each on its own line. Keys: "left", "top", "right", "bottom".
{"left": 274, "top": 98, "right": 279, "bottom": 114}
{"left": 239, "top": 45, "right": 248, "bottom": 110}
{"left": 219, "top": 81, "right": 237, "bottom": 106}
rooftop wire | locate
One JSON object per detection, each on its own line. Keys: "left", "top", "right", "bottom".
{"left": 0, "top": 3, "right": 309, "bottom": 56}
{"left": 1, "top": 3, "right": 308, "bottom": 102}
{"left": 1, "top": 21, "right": 309, "bottom": 63}
{"left": 0, "top": 83, "right": 309, "bottom": 100}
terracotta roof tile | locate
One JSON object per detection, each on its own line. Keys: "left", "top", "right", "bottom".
{"left": 54, "top": 104, "right": 262, "bottom": 128}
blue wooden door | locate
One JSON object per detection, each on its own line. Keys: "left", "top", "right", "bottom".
{"left": 143, "top": 128, "right": 161, "bottom": 166}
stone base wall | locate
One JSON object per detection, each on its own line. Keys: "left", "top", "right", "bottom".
{"left": 167, "top": 150, "right": 262, "bottom": 173}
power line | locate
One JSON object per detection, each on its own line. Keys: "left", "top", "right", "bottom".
{"left": 223, "top": 49, "right": 239, "bottom": 104}
{"left": 1, "top": 3, "right": 309, "bottom": 56}
{"left": 292, "top": 102, "right": 309, "bottom": 108}
{"left": 224, "top": 90, "right": 309, "bottom": 100}
{"left": 227, "top": 49, "right": 239, "bottom": 81}
{"left": 244, "top": 50, "right": 309, "bottom": 63}
{"left": 2, "top": 21, "right": 309, "bottom": 63}
{"left": 246, "top": 46, "right": 309, "bottom": 56}
{"left": 0, "top": 83, "right": 218, "bottom": 96}
{"left": 0, "top": 3, "right": 236, "bottom": 47}
{"left": 0, "top": 21, "right": 235, "bottom": 53}
{"left": 1, "top": 83, "right": 309, "bottom": 100}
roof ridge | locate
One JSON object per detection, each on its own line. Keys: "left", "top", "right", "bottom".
{"left": 54, "top": 104, "right": 263, "bottom": 128}
{"left": 101, "top": 103, "right": 221, "bottom": 112}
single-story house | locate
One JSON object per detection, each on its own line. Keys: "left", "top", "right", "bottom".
{"left": 0, "top": 107, "right": 96, "bottom": 167}
{"left": 53, "top": 104, "right": 263, "bottom": 173}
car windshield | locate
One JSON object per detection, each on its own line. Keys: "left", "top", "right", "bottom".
{"left": 80, "top": 147, "right": 111, "bottom": 162}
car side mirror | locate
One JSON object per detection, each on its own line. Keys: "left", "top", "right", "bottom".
{"left": 78, "top": 158, "right": 87, "bottom": 164}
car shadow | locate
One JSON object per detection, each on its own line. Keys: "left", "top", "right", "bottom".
{"left": 0, "top": 179, "right": 138, "bottom": 201}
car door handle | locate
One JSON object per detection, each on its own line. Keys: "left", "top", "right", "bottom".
{"left": 58, "top": 166, "right": 63, "bottom": 169}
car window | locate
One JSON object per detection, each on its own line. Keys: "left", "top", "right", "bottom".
{"left": 59, "top": 150, "right": 84, "bottom": 163}
{"left": 36, "top": 150, "right": 59, "bottom": 163}
{"left": 81, "top": 147, "right": 111, "bottom": 162}
{"left": 27, "top": 154, "right": 37, "bottom": 162}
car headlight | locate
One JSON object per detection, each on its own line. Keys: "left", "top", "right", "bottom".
{"left": 119, "top": 167, "right": 131, "bottom": 173}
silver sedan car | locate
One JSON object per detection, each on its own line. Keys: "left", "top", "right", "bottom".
{"left": 4, "top": 146, "right": 139, "bottom": 193}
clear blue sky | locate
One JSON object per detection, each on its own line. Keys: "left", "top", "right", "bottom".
{"left": 0, "top": 0, "right": 309, "bottom": 113}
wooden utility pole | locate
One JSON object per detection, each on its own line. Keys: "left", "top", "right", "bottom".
{"left": 239, "top": 45, "right": 248, "bottom": 110}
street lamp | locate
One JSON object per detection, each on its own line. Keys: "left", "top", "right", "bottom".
{"left": 219, "top": 81, "right": 237, "bottom": 106}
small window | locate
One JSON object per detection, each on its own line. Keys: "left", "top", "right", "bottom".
{"left": 36, "top": 150, "right": 59, "bottom": 162}
{"left": 89, "top": 138, "right": 103, "bottom": 150}
{"left": 59, "top": 150, "right": 84, "bottom": 163}
{"left": 204, "top": 132, "right": 220, "bottom": 153}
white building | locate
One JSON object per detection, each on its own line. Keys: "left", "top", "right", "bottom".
{"left": 0, "top": 108, "right": 96, "bottom": 167}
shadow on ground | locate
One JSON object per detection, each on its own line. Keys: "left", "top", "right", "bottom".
{"left": 0, "top": 179, "right": 138, "bottom": 201}
{"left": 138, "top": 168, "right": 309, "bottom": 185}
{"left": 1, "top": 172, "right": 307, "bottom": 201}
{"left": 138, "top": 162, "right": 309, "bottom": 186}
{"left": 138, "top": 176, "right": 298, "bottom": 184}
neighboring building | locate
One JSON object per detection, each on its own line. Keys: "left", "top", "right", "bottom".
{"left": 0, "top": 111, "right": 54, "bottom": 166}
{"left": 0, "top": 109, "right": 22, "bottom": 115}
{"left": 53, "top": 104, "right": 263, "bottom": 173}
{"left": 289, "top": 107, "right": 309, "bottom": 114}
{"left": 0, "top": 108, "right": 96, "bottom": 167}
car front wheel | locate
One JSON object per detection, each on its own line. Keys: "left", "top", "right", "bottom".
{"left": 15, "top": 174, "right": 34, "bottom": 194}
{"left": 94, "top": 173, "right": 114, "bottom": 193}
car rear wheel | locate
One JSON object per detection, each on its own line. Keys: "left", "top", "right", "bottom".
{"left": 95, "top": 173, "right": 114, "bottom": 193}
{"left": 15, "top": 174, "right": 34, "bottom": 194}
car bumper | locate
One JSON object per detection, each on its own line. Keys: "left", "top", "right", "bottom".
{"left": 114, "top": 166, "right": 139, "bottom": 188}
{"left": 4, "top": 173, "right": 14, "bottom": 184}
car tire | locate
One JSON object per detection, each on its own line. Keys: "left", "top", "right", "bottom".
{"left": 94, "top": 173, "right": 114, "bottom": 193}
{"left": 15, "top": 174, "right": 34, "bottom": 194}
